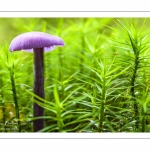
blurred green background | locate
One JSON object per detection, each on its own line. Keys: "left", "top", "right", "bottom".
{"left": 0, "top": 18, "right": 150, "bottom": 132}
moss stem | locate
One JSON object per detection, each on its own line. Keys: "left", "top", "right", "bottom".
{"left": 10, "top": 67, "right": 21, "bottom": 132}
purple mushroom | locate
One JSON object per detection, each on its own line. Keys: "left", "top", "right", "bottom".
{"left": 9, "top": 31, "right": 64, "bottom": 132}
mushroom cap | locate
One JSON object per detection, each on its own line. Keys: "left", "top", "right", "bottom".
{"left": 9, "top": 31, "right": 64, "bottom": 52}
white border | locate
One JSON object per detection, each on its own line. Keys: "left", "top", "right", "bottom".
{"left": 0, "top": 133, "right": 149, "bottom": 138}
{"left": 0, "top": 137, "right": 149, "bottom": 150}
{"left": 0, "top": 12, "right": 150, "bottom": 18}
{"left": 0, "top": 0, "right": 149, "bottom": 148}
{"left": 0, "top": 0, "right": 149, "bottom": 12}
{"left": 0, "top": 0, "right": 150, "bottom": 17}
{"left": 0, "top": 133, "right": 149, "bottom": 150}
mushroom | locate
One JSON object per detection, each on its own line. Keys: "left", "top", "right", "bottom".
{"left": 9, "top": 31, "right": 64, "bottom": 132}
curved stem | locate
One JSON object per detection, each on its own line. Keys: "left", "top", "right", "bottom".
{"left": 33, "top": 48, "right": 44, "bottom": 132}
{"left": 98, "top": 100, "right": 104, "bottom": 132}
{"left": 10, "top": 68, "right": 21, "bottom": 132}
{"left": 0, "top": 73, "right": 6, "bottom": 132}
{"left": 141, "top": 107, "right": 145, "bottom": 132}
{"left": 130, "top": 54, "right": 139, "bottom": 129}
{"left": 98, "top": 60, "right": 106, "bottom": 132}
{"left": 128, "top": 34, "right": 139, "bottom": 129}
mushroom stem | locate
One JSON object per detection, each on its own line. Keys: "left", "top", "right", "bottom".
{"left": 33, "top": 48, "right": 44, "bottom": 132}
